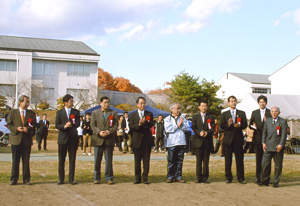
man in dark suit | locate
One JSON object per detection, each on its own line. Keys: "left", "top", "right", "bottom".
{"left": 129, "top": 97, "right": 154, "bottom": 184}
{"left": 55, "top": 94, "right": 80, "bottom": 185}
{"left": 260, "top": 107, "right": 287, "bottom": 188}
{"left": 7, "top": 95, "right": 36, "bottom": 185}
{"left": 220, "top": 95, "right": 247, "bottom": 184}
{"left": 91, "top": 96, "right": 118, "bottom": 185}
{"left": 192, "top": 100, "right": 215, "bottom": 183}
{"left": 37, "top": 114, "right": 50, "bottom": 151}
{"left": 249, "top": 95, "right": 271, "bottom": 184}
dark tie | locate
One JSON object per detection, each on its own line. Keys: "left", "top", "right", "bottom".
{"left": 273, "top": 119, "right": 276, "bottom": 125}
{"left": 103, "top": 112, "right": 106, "bottom": 120}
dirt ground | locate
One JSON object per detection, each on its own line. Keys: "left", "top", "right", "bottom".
{"left": 1, "top": 140, "right": 300, "bottom": 206}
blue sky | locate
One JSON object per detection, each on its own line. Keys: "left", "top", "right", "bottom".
{"left": 1, "top": 0, "right": 300, "bottom": 91}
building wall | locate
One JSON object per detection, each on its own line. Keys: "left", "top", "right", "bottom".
{"left": 269, "top": 56, "right": 300, "bottom": 95}
{"left": 0, "top": 49, "right": 99, "bottom": 109}
{"left": 216, "top": 73, "right": 253, "bottom": 100}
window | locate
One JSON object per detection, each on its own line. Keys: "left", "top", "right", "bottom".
{"left": 32, "top": 62, "right": 55, "bottom": 75}
{"left": 41, "top": 88, "right": 54, "bottom": 100}
{"left": 252, "top": 88, "right": 268, "bottom": 94}
{"left": 0, "top": 60, "right": 16, "bottom": 71}
{"left": 67, "top": 64, "right": 90, "bottom": 76}
{"left": 0, "top": 84, "right": 16, "bottom": 96}
{"left": 66, "top": 88, "right": 89, "bottom": 101}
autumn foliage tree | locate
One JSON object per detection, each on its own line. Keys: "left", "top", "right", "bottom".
{"left": 98, "top": 68, "right": 142, "bottom": 93}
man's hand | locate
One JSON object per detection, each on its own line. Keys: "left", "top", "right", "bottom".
{"left": 200, "top": 131, "right": 205, "bottom": 137}
{"left": 17, "top": 127, "right": 24, "bottom": 132}
{"left": 203, "top": 131, "right": 208, "bottom": 137}
{"left": 177, "top": 117, "right": 183, "bottom": 128}
{"left": 276, "top": 145, "right": 283, "bottom": 153}
{"left": 233, "top": 123, "right": 240, "bottom": 128}
{"left": 23, "top": 127, "right": 28, "bottom": 133}
{"left": 263, "top": 143, "right": 266, "bottom": 152}
{"left": 228, "top": 118, "right": 233, "bottom": 127}
{"left": 252, "top": 122, "right": 257, "bottom": 130}
{"left": 64, "top": 121, "right": 72, "bottom": 129}
{"left": 99, "top": 131, "right": 106, "bottom": 137}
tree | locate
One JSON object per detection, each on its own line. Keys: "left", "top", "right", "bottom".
{"left": 0, "top": 95, "right": 7, "bottom": 108}
{"left": 168, "top": 71, "right": 223, "bottom": 116}
{"left": 56, "top": 97, "right": 64, "bottom": 110}
{"left": 38, "top": 102, "right": 50, "bottom": 110}
{"left": 98, "top": 68, "right": 117, "bottom": 91}
{"left": 146, "top": 88, "right": 169, "bottom": 95}
{"left": 114, "top": 77, "right": 142, "bottom": 93}
{"left": 116, "top": 104, "right": 135, "bottom": 112}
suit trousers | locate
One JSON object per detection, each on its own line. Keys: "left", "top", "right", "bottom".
{"left": 58, "top": 142, "right": 77, "bottom": 182}
{"left": 133, "top": 146, "right": 151, "bottom": 181}
{"left": 253, "top": 144, "right": 264, "bottom": 181}
{"left": 195, "top": 144, "right": 210, "bottom": 181}
{"left": 167, "top": 145, "right": 185, "bottom": 180}
{"left": 38, "top": 135, "right": 47, "bottom": 150}
{"left": 223, "top": 142, "right": 244, "bottom": 181}
{"left": 11, "top": 141, "right": 31, "bottom": 183}
{"left": 261, "top": 150, "right": 284, "bottom": 185}
{"left": 155, "top": 136, "right": 164, "bottom": 151}
{"left": 122, "top": 132, "right": 129, "bottom": 151}
{"left": 94, "top": 145, "right": 114, "bottom": 181}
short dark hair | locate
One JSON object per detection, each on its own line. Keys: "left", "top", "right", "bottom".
{"left": 198, "top": 100, "right": 208, "bottom": 106}
{"left": 257, "top": 95, "right": 267, "bottom": 104}
{"left": 86, "top": 113, "right": 91, "bottom": 116}
{"left": 43, "top": 114, "right": 47, "bottom": 117}
{"left": 62, "top": 94, "right": 73, "bottom": 103}
{"left": 136, "top": 96, "right": 146, "bottom": 103}
{"left": 19, "top": 95, "right": 29, "bottom": 103}
{"left": 227, "top": 95, "right": 237, "bottom": 102}
{"left": 100, "top": 96, "right": 110, "bottom": 103}
{"left": 124, "top": 112, "right": 128, "bottom": 115}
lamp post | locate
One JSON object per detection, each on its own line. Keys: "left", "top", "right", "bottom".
{"left": 15, "top": 52, "right": 19, "bottom": 108}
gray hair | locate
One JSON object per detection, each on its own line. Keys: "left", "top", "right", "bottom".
{"left": 19, "top": 95, "right": 29, "bottom": 103}
{"left": 170, "top": 103, "right": 180, "bottom": 111}
{"left": 271, "top": 106, "right": 280, "bottom": 112}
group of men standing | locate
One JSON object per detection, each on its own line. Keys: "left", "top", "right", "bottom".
{"left": 7, "top": 94, "right": 287, "bottom": 188}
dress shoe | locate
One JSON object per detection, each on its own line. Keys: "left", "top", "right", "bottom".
{"left": 122, "top": 151, "right": 127, "bottom": 154}
{"left": 225, "top": 180, "right": 232, "bottom": 184}
{"left": 167, "top": 179, "right": 173, "bottom": 183}
{"left": 195, "top": 180, "right": 202, "bottom": 183}
{"left": 203, "top": 180, "right": 210, "bottom": 184}
{"left": 258, "top": 182, "right": 269, "bottom": 186}
{"left": 94, "top": 180, "right": 100, "bottom": 184}
{"left": 10, "top": 181, "right": 17, "bottom": 186}
{"left": 143, "top": 180, "right": 150, "bottom": 184}
{"left": 57, "top": 181, "right": 64, "bottom": 185}
{"left": 238, "top": 180, "right": 246, "bottom": 184}
{"left": 23, "top": 181, "right": 32, "bottom": 185}
{"left": 134, "top": 180, "right": 141, "bottom": 184}
{"left": 69, "top": 180, "right": 77, "bottom": 185}
{"left": 175, "top": 179, "right": 185, "bottom": 183}
{"left": 254, "top": 179, "right": 261, "bottom": 184}
{"left": 107, "top": 181, "right": 114, "bottom": 185}
{"left": 130, "top": 151, "right": 134, "bottom": 154}
{"left": 273, "top": 183, "right": 279, "bottom": 188}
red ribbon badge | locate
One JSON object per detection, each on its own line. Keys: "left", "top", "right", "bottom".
{"left": 276, "top": 126, "right": 280, "bottom": 135}
{"left": 146, "top": 116, "right": 151, "bottom": 122}
{"left": 237, "top": 117, "right": 241, "bottom": 125}
{"left": 28, "top": 118, "right": 33, "bottom": 127}
{"left": 109, "top": 115, "right": 114, "bottom": 127}
{"left": 70, "top": 114, "right": 75, "bottom": 124}
{"left": 207, "top": 119, "right": 211, "bottom": 129}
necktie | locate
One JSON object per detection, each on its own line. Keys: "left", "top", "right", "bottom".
{"left": 273, "top": 119, "right": 276, "bottom": 125}
{"left": 103, "top": 112, "right": 106, "bottom": 120}
{"left": 21, "top": 110, "right": 25, "bottom": 125}
{"left": 140, "top": 112, "right": 143, "bottom": 119}
{"left": 202, "top": 114, "right": 205, "bottom": 123}
{"left": 67, "top": 109, "right": 70, "bottom": 119}
{"left": 44, "top": 120, "right": 46, "bottom": 125}
{"left": 232, "top": 111, "right": 235, "bottom": 124}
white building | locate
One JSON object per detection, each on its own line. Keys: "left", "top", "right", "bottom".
{"left": 269, "top": 55, "right": 300, "bottom": 95}
{"left": 216, "top": 72, "right": 271, "bottom": 101}
{"left": 0, "top": 35, "right": 100, "bottom": 109}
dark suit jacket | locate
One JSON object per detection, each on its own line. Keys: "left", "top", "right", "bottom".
{"left": 90, "top": 109, "right": 118, "bottom": 146}
{"left": 129, "top": 110, "right": 154, "bottom": 148}
{"left": 262, "top": 117, "right": 287, "bottom": 152}
{"left": 192, "top": 113, "right": 215, "bottom": 149}
{"left": 7, "top": 109, "right": 36, "bottom": 146}
{"left": 37, "top": 120, "right": 50, "bottom": 137}
{"left": 249, "top": 108, "right": 271, "bottom": 145}
{"left": 55, "top": 108, "right": 80, "bottom": 145}
{"left": 220, "top": 109, "right": 247, "bottom": 146}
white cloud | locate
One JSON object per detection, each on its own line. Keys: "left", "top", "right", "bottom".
{"left": 97, "top": 40, "right": 107, "bottom": 47}
{"left": 105, "top": 23, "right": 136, "bottom": 34}
{"left": 161, "top": 21, "right": 204, "bottom": 35}
{"left": 273, "top": 20, "right": 280, "bottom": 27}
{"left": 119, "top": 20, "right": 158, "bottom": 41}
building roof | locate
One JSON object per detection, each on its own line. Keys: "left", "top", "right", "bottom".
{"left": 0, "top": 35, "right": 99, "bottom": 56}
{"left": 229, "top": 72, "right": 270, "bottom": 84}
